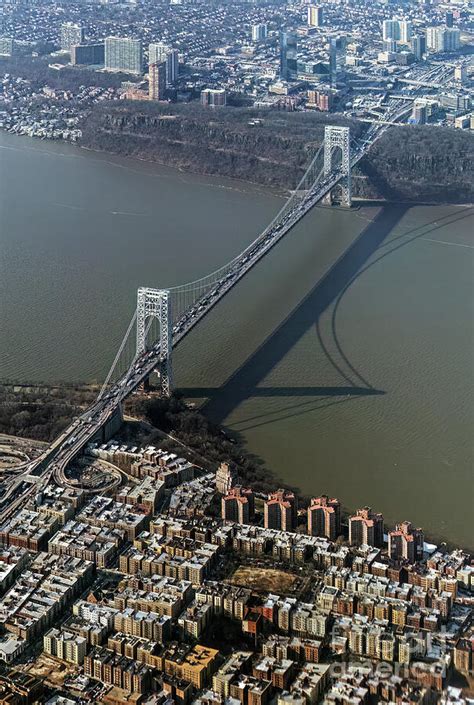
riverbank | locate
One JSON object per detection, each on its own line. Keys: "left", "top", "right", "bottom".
{"left": 3, "top": 113, "right": 474, "bottom": 205}
{"left": 0, "top": 379, "right": 291, "bottom": 494}
{"left": 2, "top": 53, "right": 473, "bottom": 202}
{"left": 80, "top": 143, "right": 474, "bottom": 209}
{"left": 80, "top": 101, "right": 474, "bottom": 203}
{"left": 4, "top": 126, "right": 471, "bottom": 209}
{"left": 79, "top": 144, "right": 289, "bottom": 200}
{"left": 1, "top": 386, "right": 471, "bottom": 554}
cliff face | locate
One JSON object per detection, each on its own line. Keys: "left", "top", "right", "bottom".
{"left": 85, "top": 112, "right": 304, "bottom": 187}
{"left": 80, "top": 103, "right": 362, "bottom": 188}
{"left": 80, "top": 103, "right": 474, "bottom": 203}
{"left": 359, "top": 126, "right": 474, "bottom": 203}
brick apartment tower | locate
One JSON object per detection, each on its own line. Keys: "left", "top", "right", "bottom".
{"left": 349, "top": 507, "right": 384, "bottom": 547}
{"left": 388, "top": 521, "right": 424, "bottom": 563}
{"left": 221, "top": 487, "right": 255, "bottom": 525}
{"left": 149, "top": 61, "right": 166, "bottom": 100}
{"left": 264, "top": 489, "right": 297, "bottom": 532}
{"left": 307, "top": 495, "right": 341, "bottom": 540}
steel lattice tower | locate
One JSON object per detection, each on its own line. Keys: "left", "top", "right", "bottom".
{"left": 136, "top": 287, "right": 172, "bottom": 396}
{"left": 323, "top": 125, "right": 352, "bottom": 207}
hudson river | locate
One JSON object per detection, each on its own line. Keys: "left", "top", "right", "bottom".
{"left": 1, "top": 132, "right": 473, "bottom": 549}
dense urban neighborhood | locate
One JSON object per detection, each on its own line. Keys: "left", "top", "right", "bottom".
{"left": 0, "top": 420, "right": 473, "bottom": 703}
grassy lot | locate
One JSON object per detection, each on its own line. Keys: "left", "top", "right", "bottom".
{"left": 228, "top": 565, "right": 298, "bottom": 594}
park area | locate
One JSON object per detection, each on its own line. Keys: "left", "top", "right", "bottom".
{"left": 229, "top": 565, "right": 299, "bottom": 594}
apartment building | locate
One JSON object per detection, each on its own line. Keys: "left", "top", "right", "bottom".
{"left": 113, "top": 608, "right": 172, "bottom": 643}
{"left": 48, "top": 521, "right": 125, "bottom": 568}
{"left": 388, "top": 522, "right": 424, "bottom": 563}
{"left": 113, "top": 575, "right": 192, "bottom": 619}
{"left": 178, "top": 601, "right": 213, "bottom": 640}
{"left": 77, "top": 495, "right": 149, "bottom": 541}
{"left": 84, "top": 646, "right": 151, "bottom": 693}
{"left": 43, "top": 627, "right": 87, "bottom": 664}
{"left": 222, "top": 487, "right": 255, "bottom": 525}
{"left": 116, "top": 476, "right": 164, "bottom": 513}
{"left": 0, "top": 554, "right": 93, "bottom": 641}
{"left": 0, "top": 509, "right": 59, "bottom": 552}
{"left": 307, "top": 496, "right": 341, "bottom": 540}
{"left": 349, "top": 508, "right": 384, "bottom": 547}
{"left": 0, "top": 546, "right": 29, "bottom": 593}
{"left": 195, "top": 582, "right": 252, "bottom": 621}
{"left": 264, "top": 491, "right": 297, "bottom": 532}
{"left": 164, "top": 643, "right": 219, "bottom": 689}
{"left": 213, "top": 651, "right": 253, "bottom": 697}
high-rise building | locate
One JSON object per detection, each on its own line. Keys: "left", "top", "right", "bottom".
{"left": 265, "top": 500, "right": 293, "bottom": 533}
{"left": 445, "top": 27, "right": 461, "bottom": 52}
{"left": 149, "top": 61, "right": 166, "bottom": 101}
{"left": 71, "top": 43, "right": 105, "bottom": 66}
{"left": 279, "top": 31, "right": 297, "bottom": 81}
{"left": 60, "top": 23, "right": 85, "bottom": 52}
{"left": 382, "top": 18, "right": 412, "bottom": 44}
{"left": 307, "top": 90, "right": 333, "bottom": 112}
{"left": 328, "top": 37, "right": 345, "bottom": 88}
{"left": 307, "top": 496, "right": 341, "bottom": 540}
{"left": 149, "top": 43, "right": 179, "bottom": 85}
{"left": 426, "top": 27, "right": 460, "bottom": 53}
{"left": 384, "top": 39, "right": 398, "bottom": 53}
{"left": 200, "top": 89, "right": 226, "bottom": 107}
{"left": 216, "top": 462, "right": 237, "bottom": 494}
{"left": 411, "top": 35, "right": 426, "bottom": 60}
{"left": 251, "top": 24, "right": 268, "bottom": 42}
{"left": 307, "top": 6, "right": 323, "bottom": 28}
{"left": 399, "top": 20, "right": 412, "bottom": 44}
{"left": 454, "top": 64, "right": 467, "bottom": 85}
{"left": 382, "top": 19, "right": 401, "bottom": 42}
{"left": 105, "top": 37, "right": 143, "bottom": 75}
{"left": 0, "top": 37, "right": 14, "bottom": 57}
{"left": 349, "top": 507, "right": 384, "bottom": 547}
{"left": 264, "top": 490, "right": 297, "bottom": 532}
{"left": 445, "top": 12, "right": 454, "bottom": 29}
{"left": 426, "top": 27, "right": 443, "bottom": 53}
{"left": 221, "top": 487, "right": 255, "bottom": 525}
{"left": 388, "top": 521, "right": 424, "bottom": 563}
{"left": 411, "top": 103, "right": 427, "bottom": 124}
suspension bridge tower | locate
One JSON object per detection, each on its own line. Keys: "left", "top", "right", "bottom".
{"left": 136, "top": 287, "right": 173, "bottom": 396}
{"left": 323, "top": 125, "right": 352, "bottom": 207}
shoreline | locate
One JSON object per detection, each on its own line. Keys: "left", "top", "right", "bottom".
{"left": 2, "top": 129, "right": 474, "bottom": 207}
{"left": 79, "top": 144, "right": 290, "bottom": 200}
{"left": 78, "top": 142, "right": 474, "bottom": 208}
{"left": 0, "top": 386, "right": 472, "bottom": 555}
{"left": 2, "top": 427, "right": 471, "bottom": 555}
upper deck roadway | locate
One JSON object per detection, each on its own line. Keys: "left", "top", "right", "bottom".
{"left": 0, "top": 66, "right": 452, "bottom": 521}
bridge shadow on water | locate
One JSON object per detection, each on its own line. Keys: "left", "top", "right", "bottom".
{"left": 180, "top": 386, "right": 383, "bottom": 398}
{"left": 325, "top": 205, "right": 474, "bottom": 394}
{"left": 180, "top": 203, "right": 473, "bottom": 430}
